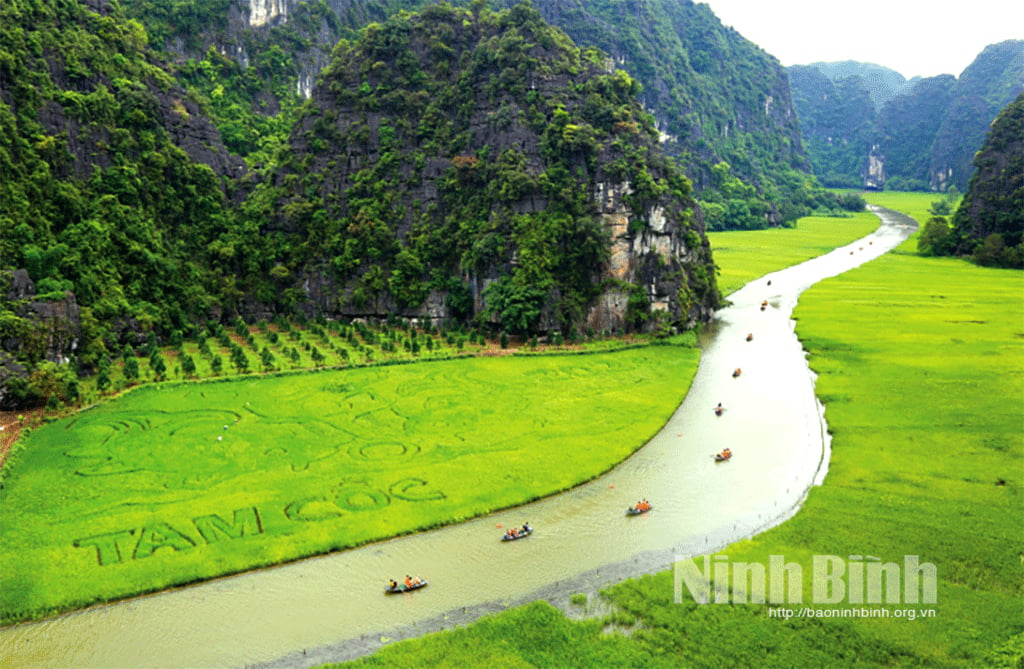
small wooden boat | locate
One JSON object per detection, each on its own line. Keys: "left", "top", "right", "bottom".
{"left": 715, "top": 451, "right": 732, "bottom": 462}
{"left": 626, "top": 505, "right": 652, "bottom": 516}
{"left": 385, "top": 579, "right": 428, "bottom": 594}
{"left": 732, "top": 368, "right": 742, "bottom": 378}
{"left": 501, "top": 527, "right": 533, "bottom": 541}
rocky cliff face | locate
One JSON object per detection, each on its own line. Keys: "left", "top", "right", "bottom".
{"left": 258, "top": 4, "right": 718, "bottom": 332}
{"left": 2, "top": 271, "right": 81, "bottom": 366}
{"left": 1, "top": 0, "right": 244, "bottom": 183}
{"left": 507, "top": 0, "right": 809, "bottom": 196}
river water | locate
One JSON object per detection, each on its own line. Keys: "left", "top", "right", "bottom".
{"left": 0, "top": 207, "right": 915, "bottom": 668}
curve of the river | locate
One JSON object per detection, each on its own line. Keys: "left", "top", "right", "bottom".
{"left": 0, "top": 206, "right": 916, "bottom": 669}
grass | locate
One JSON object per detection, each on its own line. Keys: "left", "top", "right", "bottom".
{"left": 707, "top": 213, "right": 879, "bottom": 296}
{"left": 0, "top": 342, "right": 700, "bottom": 624}
{"left": 326, "top": 196, "right": 1024, "bottom": 668}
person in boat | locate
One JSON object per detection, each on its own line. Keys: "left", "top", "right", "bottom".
{"left": 721, "top": 448, "right": 732, "bottom": 458}
{"left": 746, "top": 333, "right": 753, "bottom": 341}
{"left": 389, "top": 579, "right": 398, "bottom": 590}
{"left": 405, "top": 575, "right": 414, "bottom": 588}
{"left": 522, "top": 522, "right": 531, "bottom": 533}
{"left": 733, "top": 368, "right": 742, "bottom": 377}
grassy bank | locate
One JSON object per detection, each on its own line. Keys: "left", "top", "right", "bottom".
{"left": 0, "top": 344, "right": 700, "bottom": 624}
{"left": 707, "top": 213, "right": 878, "bottom": 296}
{"left": 329, "top": 199, "right": 1023, "bottom": 667}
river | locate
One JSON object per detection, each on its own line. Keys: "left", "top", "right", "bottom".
{"left": 0, "top": 206, "right": 915, "bottom": 668}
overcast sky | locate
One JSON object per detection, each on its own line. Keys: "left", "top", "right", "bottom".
{"left": 701, "top": 0, "right": 1024, "bottom": 79}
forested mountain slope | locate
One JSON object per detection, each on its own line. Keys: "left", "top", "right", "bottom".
{"left": 789, "top": 40, "right": 1024, "bottom": 191}
{"left": 0, "top": 0, "right": 243, "bottom": 404}
{"left": 804, "top": 61, "right": 915, "bottom": 110}
{"left": 121, "top": 0, "right": 836, "bottom": 229}
{"left": 951, "top": 92, "right": 1024, "bottom": 266}
{"left": 244, "top": 3, "right": 719, "bottom": 333}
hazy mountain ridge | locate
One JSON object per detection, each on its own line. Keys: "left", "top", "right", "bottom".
{"left": 790, "top": 40, "right": 1024, "bottom": 191}
{"left": 805, "top": 60, "right": 918, "bottom": 110}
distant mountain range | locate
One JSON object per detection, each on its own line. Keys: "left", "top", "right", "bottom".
{"left": 789, "top": 40, "right": 1024, "bottom": 191}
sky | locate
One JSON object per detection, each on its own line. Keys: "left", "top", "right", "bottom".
{"left": 701, "top": 0, "right": 1024, "bottom": 79}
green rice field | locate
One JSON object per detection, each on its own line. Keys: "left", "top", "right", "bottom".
{"left": 0, "top": 343, "right": 700, "bottom": 623}
{"left": 328, "top": 196, "right": 1024, "bottom": 667}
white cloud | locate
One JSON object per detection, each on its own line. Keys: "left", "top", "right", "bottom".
{"left": 701, "top": 0, "right": 1024, "bottom": 78}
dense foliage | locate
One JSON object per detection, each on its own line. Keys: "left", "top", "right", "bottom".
{"left": 787, "top": 65, "right": 875, "bottom": 189}
{"left": 0, "top": 0, "right": 242, "bottom": 406}
{"left": 252, "top": 2, "right": 717, "bottom": 334}
{"left": 500, "top": 0, "right": 841, "bottom": 227}
{"left": 119, "top": 0, "right": 850, "bottom": 229}
{"left": 949, "top": 92, "right": 1024, "bottom": 268}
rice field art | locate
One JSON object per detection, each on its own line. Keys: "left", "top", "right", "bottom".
{"left": 0, "top": 344, "right": 699, "bottom": 623}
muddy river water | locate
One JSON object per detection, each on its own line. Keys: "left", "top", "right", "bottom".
{"left": 0, "top": 207, "right": 915, "bottom": 668}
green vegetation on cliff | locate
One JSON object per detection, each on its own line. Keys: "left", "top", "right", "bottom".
{"left": 0, "top": 0, "right": 241, "bottom": 405}
{"left": 237, "top": 2, "right": 719, "bottom": 333}
{"left": 950, "top": 92, "right": 1024, "bottom": 267}
{"left": 122, "top": 0, "right": 847, "bottom": 228}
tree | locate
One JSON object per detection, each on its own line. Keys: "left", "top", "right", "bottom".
{"left": 150, "top": 352, "right": 167, "bottom": 381}
{"left": 180, "top": 353, "right": 197, "bottom": 377}
{"left": 483, "top": 277, "right": 547, "bottom": 334}
{"left": 123, "top": 357, "right": 140, "bottom": 383}
{"left": 917, "top": 216, "right": 955, "bottom": 256}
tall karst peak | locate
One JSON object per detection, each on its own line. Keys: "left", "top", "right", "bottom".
{"left": 257, "top": 2, "right": 719, "bottom": 333}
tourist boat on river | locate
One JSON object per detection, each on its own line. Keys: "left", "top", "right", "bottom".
{"left": 501, "top": 526, "right": 533, "bottom": 541}
{"left": 385, "top": 578, "right": 428, "bottom": 594}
